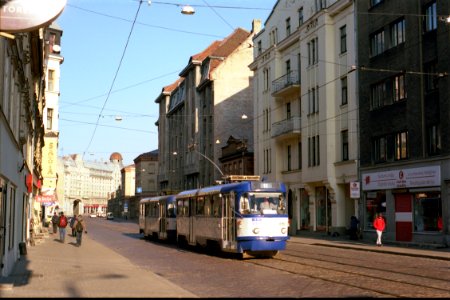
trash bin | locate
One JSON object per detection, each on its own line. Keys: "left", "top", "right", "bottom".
{"left": 19, "top": 242, "right": 27, "bottom": 255}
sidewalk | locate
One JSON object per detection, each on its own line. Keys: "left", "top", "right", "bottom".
{"left": 0, "top": 232, "right": 197, "bottom": 298}
{"left": 288, "top": 231, "right": 450, "bottom": 261}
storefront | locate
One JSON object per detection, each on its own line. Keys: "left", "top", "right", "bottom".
{"left": 361, "top": 165, "right": 444, "bottom": 245}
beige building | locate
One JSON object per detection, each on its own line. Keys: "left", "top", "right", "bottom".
{"left": 156, "top": 22, "right": 261, "bottom": 192}
{"left": 40, "top": 22, "right": 64, "bottom": 216}
{"left": 249, "top": 0, "right": 358, "bottom": 235}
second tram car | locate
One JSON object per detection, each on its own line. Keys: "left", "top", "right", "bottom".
{"left": 139, "top": 195, "right": 177, "bottom": 241}
{"left": 175, "top": 179, "right": 289, "bottom": 258}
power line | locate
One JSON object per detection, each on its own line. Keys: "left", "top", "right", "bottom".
{"left": 83, "top": 0, "right": 144, "bottom": 160}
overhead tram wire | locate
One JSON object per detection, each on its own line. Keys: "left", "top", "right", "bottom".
{"left": 82, "top": 0, "right": 144, "bottom": 160}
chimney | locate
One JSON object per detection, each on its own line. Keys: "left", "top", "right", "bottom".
{"left": 252, "top": 19, "right": 261, "bottom": 34}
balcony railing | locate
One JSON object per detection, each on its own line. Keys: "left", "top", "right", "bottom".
{"left": 271, "top": 116, "right": 301, "bottom": 138}
{"left": 272, "top": 71, "right": 300, "bottom": 96}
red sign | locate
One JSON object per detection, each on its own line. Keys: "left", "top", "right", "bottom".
{"left": 0, "top": 0, "right": 67, "bottom": 33}
{"left": 26, "top": 174, "right": 32, "bottom": 193}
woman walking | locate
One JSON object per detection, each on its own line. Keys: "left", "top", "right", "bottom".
{"left": 373, "top": 213, "right": 386, "bottom": 246}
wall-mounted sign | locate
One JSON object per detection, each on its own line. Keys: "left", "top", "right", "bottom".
{"left": 350, "top": 181, "right": 360, "bottom": 198}
{"left": 361, "top": 166, "right": 440, "bottom": 191}
{"left": 0, "top": 0, "right": 67, "bottom": 33}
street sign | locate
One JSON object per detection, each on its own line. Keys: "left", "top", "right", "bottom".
{"left": 350, "top": 181, "right": 360, "bottom": 198}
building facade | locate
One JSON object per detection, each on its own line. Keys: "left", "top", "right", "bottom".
{"left": 156, "top": 23, "right": 260, "bottom": 193}
{"left": 0, "top": 29, "right": 47, "bottom": 276}
{"left": 249, "top": 0, "right": 358, "bottom": 236}
{"left": 357, "top": 0, "right": 449, "bottom": 246}
{"left": 58, "top": 153, "right": 123, "bottom": 217}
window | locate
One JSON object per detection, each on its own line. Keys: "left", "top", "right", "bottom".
{"left": 370, "top": 30, "right": 384, "bottom": 57}
{"left": 286, "top": 102, "right": 291, "bottom": 119}
{"left": 414, "top": 192, "right": 441, "bottom": 232}
{"left": 370, "top": 0, "right": 383, "bottom": 7}
{"left": 342, "top": 130, "right": 349, "bottom": 161}
{"left": 286, "top": 17, "right": 291, "bottom": 36}
{"left": 269, "top": 28, "right": 278, "bottom": 46}
{"left": 47, "top": 108, "right": 53, "bottom": 130}
{"left": 48, "top": 69, "right": 55, "bottom": 91}
{"left": 424, "top": 1, "right": 437, "bottom": 32}
{"left": 395, "top": 131, "right": 408, "bottom": 160}
{"left": 371, "top": 82, "right": 386, "bottom": 109}
{"left": 365, "top": 191, "right": 386, "bottom": 230}
{"left": 315, "top": 0, "right": 326, "bottom": 12}
{"left": 298, "top": 7, "right": 304, "bottom": 26}
{"left": 427, "top": 124, "right": 441, "bottom": 156}
{"left": 340, "top": 25, "right": 347, "bottom": 54}
{"left": 393, "top": 74, "right": 406, "bottom": 102}
{"left": 257, "top": 40, "right": 262, "bottom": 56}
{"left": 373, "top": 136, "right": 387, "bottom": 162}
{"left": 308, "top": 37, "right": 318, "bottom": 65}
{"left": 308, "top": 135, "right": 320, "bottom": 166}
{"left": 263, "top": 68, "right": 269, "bottom": 91}
{"left": 286, "top": 59, "right": 291, "bottom": 79}
{"left": 341, "top": 76, "right": 348, "bottom": 105}
{"left": 390, "top": 18, "right": 405, "bottom": 48}
{"left": 287, "top": 145, "right": 292, "bottom": 171}
{"left": 424, "top": 61, "right": 438, "bottom": 91}
{"left": 298, "top": 142, "right": 302, "bottom": 170}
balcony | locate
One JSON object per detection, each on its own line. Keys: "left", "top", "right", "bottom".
{"left": 271, "top": 116, "right": 301, "bottom": 138}
{"left": 271, "top": 71, "right": 300, "bottom": 97}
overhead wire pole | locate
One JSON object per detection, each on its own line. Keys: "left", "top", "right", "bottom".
{"left": 82, "top": 0, "right": 143, "bottom": 160}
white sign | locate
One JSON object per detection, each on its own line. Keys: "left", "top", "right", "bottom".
{"left": 350, "top": 181, "right": 360, "bottom": 198}
{"left": 361, "top": 166, "right": 440, "bottom": 191}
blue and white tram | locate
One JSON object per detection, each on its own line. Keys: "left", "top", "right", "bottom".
{"left": 139, "top": 195, "right": 177, "bottom": 241}
{"left": 175, "top": 180, "right": 289, "bottom": 258}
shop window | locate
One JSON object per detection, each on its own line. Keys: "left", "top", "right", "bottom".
{"left": 414, "top": 192, "right": 441, "bottom": 232}
{"left": 365, "top": 191, "right": 386, "bottom": 230}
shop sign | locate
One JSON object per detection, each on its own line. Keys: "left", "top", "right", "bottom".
{"left": 36, "top": 194, "right": 56, "bottom": 202}
{"left": 350, "top": 181, "right": 360, "bottom": 198}
{"left": 362, "top": 166, "right": 440, "bottom": 191}
{"left": 0, "top": 0, "right": 67, "bottom": 33}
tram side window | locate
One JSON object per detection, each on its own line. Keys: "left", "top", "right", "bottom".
{"left": 196, "top": 197, "right": 205, "bottom": 215}
{"left": 167, "top": 203, "right": 175, "bottom": 217}
{"left": 150, "top": 203, "right": 158, "bottom": 217}
{"left": 239, "top": 194, "right": 250, "bottom": 214}
{"left": 204, "top": 196, "right": 212, "bottom": 216}
{"left": 212, "top": 194, "right": 221, "bottom": 217}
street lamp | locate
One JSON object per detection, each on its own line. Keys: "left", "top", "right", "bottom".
{"left": 188, "top": 143, "right": 224, "bottom": 177}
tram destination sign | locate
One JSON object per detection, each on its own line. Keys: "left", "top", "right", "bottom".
{"left": 0, "top": 0, "right": 67, "bottom": 33}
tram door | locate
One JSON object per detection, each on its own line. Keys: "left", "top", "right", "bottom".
{"left": 189, "top": 197, "right": 195, "bottom": 245}
{"left": 222, "top": 193, "right": 235, "bottom": 243}
{"left": 159, "top": 201, "right": 166, "bottom": 239}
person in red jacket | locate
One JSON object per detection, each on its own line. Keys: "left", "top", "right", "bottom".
{"left": 373, "top": 213, "right": 386, "bottom": 246}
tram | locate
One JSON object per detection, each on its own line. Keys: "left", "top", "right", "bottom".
{"left": 175, "top": 176, "right": 289, "bottom": 258}
{"left": 139, "top": 195, "right": 177, "bottom": 241}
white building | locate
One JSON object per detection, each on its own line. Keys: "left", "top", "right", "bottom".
{"left": 58, "top": 153, "right": 123, "bottom": 216}
{"left": 249, "top": 0, "right": 358, "bottom": 235}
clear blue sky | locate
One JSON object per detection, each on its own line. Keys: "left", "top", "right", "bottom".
{"left": 57, "top": 0, "right": 274, "bottom": 166}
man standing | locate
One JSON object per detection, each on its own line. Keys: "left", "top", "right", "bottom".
{"left": 58, "top": 212, "right": 68, "bottom": 243}
{"left": 51, "top": 212, "right": 59, "bottom": 234}
{"left": 73, "top": 215, "right": 87, "bottom": 247}
{"left": 373, "top": 213, "right": 386, "bottom": 246}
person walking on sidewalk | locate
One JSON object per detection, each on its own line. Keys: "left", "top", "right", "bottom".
{"left": 58, "top": 212, "right": 68, "bottom": 243}
{"left": 69, "top": 215, "right": 77, "bottom": 237}
{"left": 51, "top": 212, "right": 59, "bottom": 234}
{"left": 373, "top": 213, "right": 386, "bottom": 246}
{"left": 73, "top": 215, "right": 87, "bottom": 247}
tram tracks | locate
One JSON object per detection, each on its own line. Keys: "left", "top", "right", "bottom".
{"left": 244, "top": 250, "right": 450, "bottom": 298}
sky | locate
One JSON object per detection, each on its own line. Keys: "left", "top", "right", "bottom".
{"left": 56, "top": 0, "right": 275, "bottom": 166}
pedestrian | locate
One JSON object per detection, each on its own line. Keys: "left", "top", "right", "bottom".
{"left": 349, "top": 216, "right": 360, "bottom": 240}
{"left": 73, "top": 215, "right": 87, "bottom": 247}
{"left": 51, "top": 212, "right": 59, "bottom": 234}
{"left": 58, "top": 212, "right": 68, "bottom": 243}
{"left": 373, "top": 213, "right": 386, "bottom": 246}
{"left": 69, "top": 215, "right": 77, "bottom": 237}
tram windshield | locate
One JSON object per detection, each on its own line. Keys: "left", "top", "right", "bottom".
{"left": 239, "top": 192, "right": 286, "bottom": 215}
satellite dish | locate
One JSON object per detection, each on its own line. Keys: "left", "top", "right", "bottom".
{"left": 52, "top": 44, "right": 61, "bottom": 52}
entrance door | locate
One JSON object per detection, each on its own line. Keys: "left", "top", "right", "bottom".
{"left": 159, "top": 201, "right": 166, "bottom": 239}
{"left": 394, "top": 193, "right": 412, "bottom": 241}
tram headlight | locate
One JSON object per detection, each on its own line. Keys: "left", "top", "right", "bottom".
{"left": 252, "top": 227, "right": 260, "bottom": 234}
{"left": 281, "top": 227, "right": 287, "bottom": 234}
